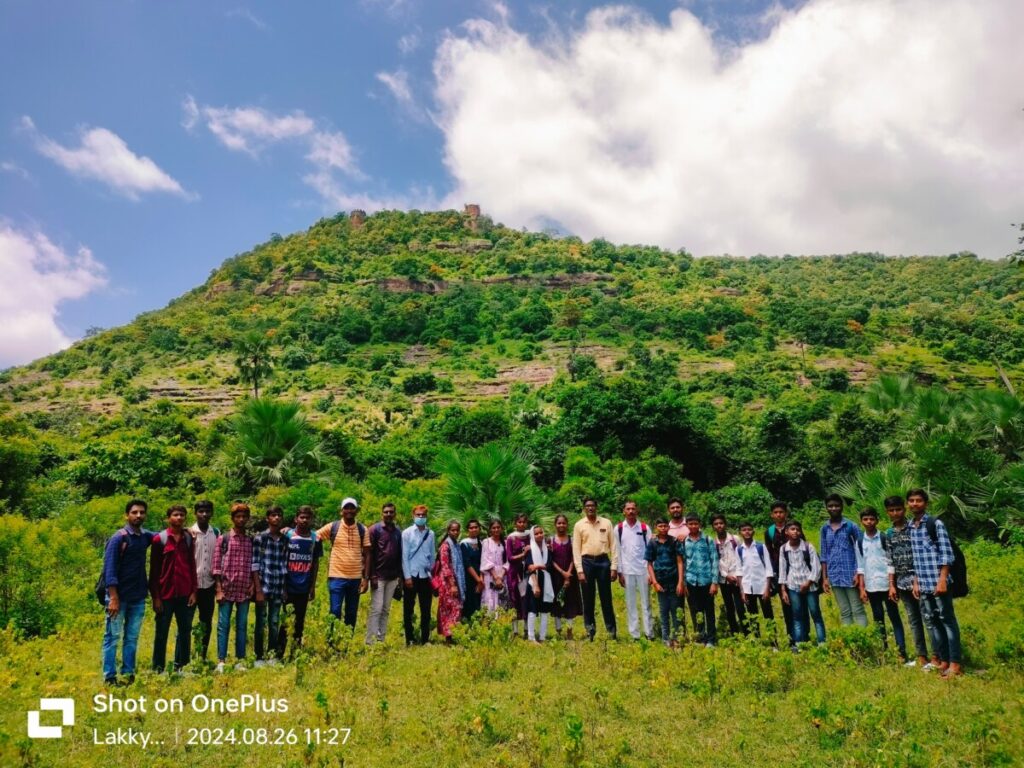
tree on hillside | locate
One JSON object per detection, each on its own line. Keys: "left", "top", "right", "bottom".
{"left": 435, "top": 443, "right": 549, "bottom": 529}
{"left": 234, "top": 332, "right": 274, "bottom": 398}
{"left": 223, "top": 397, "right": 333, "bottom": 490}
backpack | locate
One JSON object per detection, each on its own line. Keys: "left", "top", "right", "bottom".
{"left": 617, "top": 521, "right": 649, "bottom": 547}
{"left": 926, "top": 518, "right": 969, "bottom": 599}
{"left": 856, "top": 532, "right": 890, "bottom": 558}
{"left": 94, "top": 531, "right": 130, "bottom": 605}
{"left": 783, "top": 543, "right": 821, "bottom": 585}
{"left": 329, "top": 520, "right": 366, "bottom": 546}
{"left": 156, "top": 529, "right": 194, "bottom": 551}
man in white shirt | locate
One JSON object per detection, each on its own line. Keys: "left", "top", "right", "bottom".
{"left": 711, "top": 513, "right": 746, "bottom": 636}
{"left": 858, "top": 507, "right": 908, "bottom": 662}
{"left": 737, "top": 521, "right": 775, "bottom": 638}
{"left": 189, "top": 500, "right": 219, "bottom": 661}
{"left": 616, "top": 501, "right": 653, "bottom": 640}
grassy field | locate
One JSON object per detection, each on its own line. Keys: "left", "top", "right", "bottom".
{"left": 2, "top": 542, "right": 1023, "bottom": 768}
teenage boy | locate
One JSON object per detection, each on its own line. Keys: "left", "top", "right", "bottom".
{"left": 907, "top": 489, "right": 963, "bottom": 678}
{"left": 778, "top": 520, "right": 826, "bottom": 647}
{"left": 711, "top": 513, "right": 746, "bottom": 636}
{"left": 101, "top": 499, "right": 154, "bottom": 685}
{"left": 148, "top": 505, "right": 197, "bottom": 672}
{"left": 213, "top": 502, "right": 261, "bottom": 672}
{"left": 189, "top": 500, "right": 219, "bottom": 661}
{"left": 402, "top": 504, "right": 436, "bottom": 645}
{"left": 681, "top": 514, "right": 719, "bottom": 646}
{"left": 884, "top": 495, "right": 931, "bottom": 668}
{"left": 572, "top": 498, "right": 619, "bottom": 641}
{"left": 366, "top": 502, "right": 403, "bottom": 645}
{"left": 858, "top": 507, "right": 907, "bottom": 662}
{"left": 737, "top": 521, "right": 774, "bottom": 637}
{"left": 253, "top": 506, "right": 288, "bottom": 665}
{"left": 645, "top": 518, "right": 684, "bottom": 647}
{"left": 819, "top": 494, "right": 868, "bottom": 627}
{"left": 282, "top": 505, "right": 321, "bottom": 654}
{"left": 765, "top": 501, "right": 794, "bottom": 643}
{"left": 617, "top": 500, "right": 653, "bottom": 641}
{"left": 317, "top": 497, "right": 371, "bottom": 630}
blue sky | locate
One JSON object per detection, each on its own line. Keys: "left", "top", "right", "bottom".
{"left": 1, "top": 0, "right": 1021, "bottom": 367}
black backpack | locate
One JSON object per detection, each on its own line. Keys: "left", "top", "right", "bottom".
{"left": 94, "top": 532, "right": 129, "bottom": 606}
{"left": 926, "top": 518, "right": 969, "bottom": 599}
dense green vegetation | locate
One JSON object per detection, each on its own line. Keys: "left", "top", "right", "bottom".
{"left": 1, "top": 208, "right": 1023, "bottom": 639}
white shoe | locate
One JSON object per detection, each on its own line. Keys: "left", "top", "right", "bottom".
{"left": 215, "top": 662, "right": 226, "bottom": 674}
{"left": 253, "top": 660, "right": 267, "bottom": 668}
{"left": 234, "top": 662, "right": 247, "bottom": 671}
{"left": 904, "top": 660, "right": 918, "bottom": 668}
{"left": 265, "top": 658, "right": 279, "bottom": 667}
{"left": 921, "top": 662, "right": 936, "bottom": 671}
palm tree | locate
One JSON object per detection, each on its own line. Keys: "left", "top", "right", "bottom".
{"left": 224, "top": 397, "right": 333, "bottom": 490}
{"left": 832, "top": 460, "right": 919, "bottom": 515}
{"left": 434, "top": 443, "right": 550, "bottom": 530}
{"left": 234, "top": 332, "right": 274, "bottom": 398}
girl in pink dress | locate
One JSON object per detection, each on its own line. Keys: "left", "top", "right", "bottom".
{"left": 481, "top": 519, "right": 508, "bottom": 615}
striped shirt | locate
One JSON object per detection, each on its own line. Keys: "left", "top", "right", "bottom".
{"left": 189, "top": 523, "right": 219, "bottom": 590}
{"left": 778, "top": 541, "right": 822, "bottom": 592}
{"left": 317, "top": 521, "right": 369, "bottom": 579}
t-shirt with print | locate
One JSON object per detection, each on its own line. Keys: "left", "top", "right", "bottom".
{"left": 285, "top": 530, "right": 323, "bottom": 594}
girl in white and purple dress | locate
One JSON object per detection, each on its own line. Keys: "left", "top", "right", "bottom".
{"left": 481, "top": 519, "right": 508, "bottom": 615}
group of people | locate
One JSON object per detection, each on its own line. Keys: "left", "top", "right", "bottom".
{"left": 99, "top": 488, "right": 966, "bottom": 684}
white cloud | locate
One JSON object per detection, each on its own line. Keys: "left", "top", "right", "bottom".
{"left": 376, "top": 69, "right": 427, "bottom": 122}
{"left": 195, "top": 103, "right": 315, "bottom": 156}
{"left": 433, "top": 0, "right": 1024, "bottom": 257}
{"left": 1, "top": 161, "right": 31, "bottom": 181}
{"left": 225, "top": 7, "right": 269, "bottom": 30}
{"left": 24, "top": 116, "right": 190, "bottom": 200}
{"left": 0, "top": 224, "right": 107, "bottom": 368}
{"left": 185, "top": 96, "right": 376, "bottom": 208}
{"left": 398, "top": 31, "right": 420, "bottom": 55}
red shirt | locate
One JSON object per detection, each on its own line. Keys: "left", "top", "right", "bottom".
{"left": 149, "top": 529, "right": 199, "bottom": 600}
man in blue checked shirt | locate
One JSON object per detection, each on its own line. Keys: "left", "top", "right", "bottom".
{"left": 819, "top": 494, "right": 868, "bottom": 627}
{"left": 908, "top": 488, "right": 963, "bottom": 678}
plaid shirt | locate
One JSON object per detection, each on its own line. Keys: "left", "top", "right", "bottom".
{"left": 253, "top": 530, "right": 289, "bottom": 600}
{"left": 682, "top": 534, "right": 719, "bottom": 587}
{"left": 212, "top": 530, "right": 258, "bottom": 602}
{"left": 819, "top": 519, "right": 864, "bottom": 588}
{"left": 909, "top": 514, "right": 954, "bottom": 594}
{"left": 886, "top": 525, "right": 916, "bottom": 591}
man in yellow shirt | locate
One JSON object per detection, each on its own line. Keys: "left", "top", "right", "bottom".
{"left": 572, "top": 498, "right": 618, "bottom": 641}
{"left": 316, "top": 498, "right": 370, "bottom": 630}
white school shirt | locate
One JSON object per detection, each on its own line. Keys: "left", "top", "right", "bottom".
{"left": 737, "top": 541, "right": 774, "bottom": 595}
{"left": 715, "top": 533, "right": 743, "bottom": 582}
{"left": 860, "top": 532, "right": 894, "bottom": 593}
{"left": 616, "top": 520, "right": 650, "bottom": 577}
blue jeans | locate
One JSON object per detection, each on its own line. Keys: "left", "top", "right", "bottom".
{"left": 655, "top": 588, "right": 683, "bottom": 643}
{"left": 254, "top": 597, "right": 283, "bottom": 659}
{"left": 216, "top": 600, "right": 250, "bottom": 661}
{"left": 102, "top": 598, "right": 146, "bottom": 680}
{"left": 788, "top": 588, "right": 826, "bottom": 645}
{"left": 329, "top": 578, "right": 362, "bottom": 628}
{"left": 920, "top": 591, "right": 961, "bottom": 664}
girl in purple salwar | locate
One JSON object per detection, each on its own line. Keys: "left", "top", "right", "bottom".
{"left": 505, "top": 513, "right": 531, "bottom": 638}
{"left": 550, "top": 514, "right": 582, "bottom": 638}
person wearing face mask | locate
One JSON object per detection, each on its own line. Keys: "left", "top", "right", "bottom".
{"left": 366, "top": 502, "right": 403, "bottom": 646}
{"left": 402, "top": 505, "right": 436, "bottom": 646}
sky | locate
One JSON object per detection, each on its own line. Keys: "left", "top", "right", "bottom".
{"left": 1, "top": 0, "right": 1022, "bottom": 368}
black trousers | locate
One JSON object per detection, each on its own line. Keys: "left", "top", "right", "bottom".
{"left": 280, "top": 592, "right": 310, "bottom": 656}
{"left": 743, "top": 593, "right": 776, "bottom": 639}
{"left": 581, "top": 556, "right": 616, "bottom": 636}
{"left": 403, "top": 577, "right": 433, "bottom": 644}
{"left": 152, "top": 595, "right": 192, "bottom": 671}
{"left": 687, "top": 583, "right": 717, "bottom": 644}
{"left": 190, "top": 586, "right": 216, "bottom": 660}
{"left": 720, "top": 581, "right": 747, "bottom": 634}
